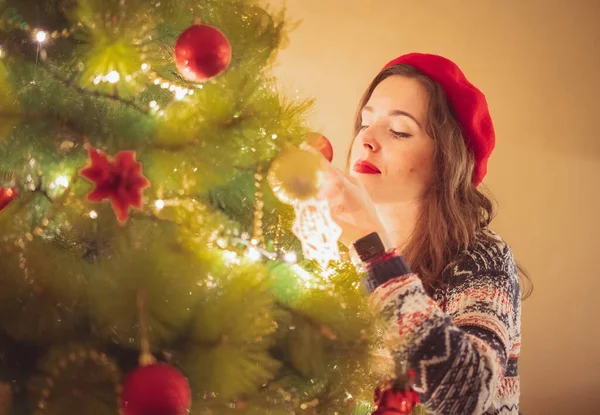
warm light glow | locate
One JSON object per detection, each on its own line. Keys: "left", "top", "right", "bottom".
{"left": 175, "top": 88, "right": 187, "bottom": 100}
{"left": 222, "top": 250, "right": 241, "bottom": 266}
{"left": 292, "top": 265, "right": 312, "bottom": 281}
{"left": 35, "top": 31, "right": 47, "bottom": 43}
{"left": 271, "top": 133, "right": 278, "bottom": 139}
{"left": 291, "top": 264, "right": 317, "bottom": 289}
{"left": 245, "top": 247, "right": 262, "bottom": 262}
{"left": 106, "top": 71, "right": 120, "bottom": 84}
{"left": 154, "top": 199, "right": 165, "bottom": 210}
{"left": 141, "top": 63, "right": 150, "bottom": 72}
{"left": 54, "top": 176, "right": 69, "bottom": 188}
{"left": 93, "top": 75, "right": 102, "bottom": 85}
{"left": 89, "top": 210, "right": 98, "bottom": 219}
{"left": 283, "top": 252, "right": 297, "bottom": 263}
{"left": 149, "top": 100, "right": 158, "bottom": 109}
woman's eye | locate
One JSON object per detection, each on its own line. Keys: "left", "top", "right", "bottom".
{"left": 390, "top": 130, "right": 412, "bottom": 139}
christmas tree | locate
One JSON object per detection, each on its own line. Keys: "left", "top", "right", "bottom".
{"left": 0, "top": 0, "right": 391, "bottom": 414}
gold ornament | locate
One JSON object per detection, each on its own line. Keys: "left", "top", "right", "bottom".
{"left": 267, "top": 147, "right": 323, "bottom": 205}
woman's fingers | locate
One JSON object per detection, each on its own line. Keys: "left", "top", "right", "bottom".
{"left": 317, "top": 170, "right": 343, "bottom": 200}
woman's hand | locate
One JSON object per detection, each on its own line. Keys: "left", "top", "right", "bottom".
{"left": 317, "top": 166, "right": 384, "bottom": 248}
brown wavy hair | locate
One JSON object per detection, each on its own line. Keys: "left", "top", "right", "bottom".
{"left": 348, "top": 64, "right": 532, "bottom": 299}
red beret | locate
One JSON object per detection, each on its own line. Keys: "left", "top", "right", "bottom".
{"left": 382, "top": 53, "right": 495, "bottom": 186}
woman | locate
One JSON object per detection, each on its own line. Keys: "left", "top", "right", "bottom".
{"left": 318, "top": 53, "right": 529, "bottom": 414}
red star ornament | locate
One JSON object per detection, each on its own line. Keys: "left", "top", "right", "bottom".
{"left": 79, "top": 147, "right": 150, "bottom": 224}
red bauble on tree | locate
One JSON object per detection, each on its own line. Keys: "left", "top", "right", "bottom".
{"left": 305, "top": 132, "right": 334, "bottom": 162}
{"left": 372, "top": 372, "right": 420, "bottom": 415}
{"left": 79, "top": 147, "right": 150, "bottom": 224}
{"left": 120, "top": 363, "right": 191, "bottom": 415}
{"left": 0, "top": 187, "right": 17, "bottom": 212}
{"left": 175, "top": 24, "right": 232, "bottom": 82}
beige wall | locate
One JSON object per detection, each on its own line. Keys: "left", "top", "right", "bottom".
{"left": 269, "top": 1, "right": 600, "bottom": 413}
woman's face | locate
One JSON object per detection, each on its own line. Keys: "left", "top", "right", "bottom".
{"left": 350, "top": 75, "right": 436, "bottom": 204}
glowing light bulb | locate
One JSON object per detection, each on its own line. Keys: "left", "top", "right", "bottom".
{"left": 54, "top": 176, "right": 69, "bottom": 187}
{"left": 283, "top": 252, "right": 297, "bottom": 263}
{"left": 222, "top": 250, "right": 240, "bottom": 266}
{"left": 175, "top": 88, "right": 187, "bottom": 100}
{"left": 154, "top": 199, "right": 165, "bottom": 210}
{"left": 36, "top": 31, "right": 47, "bottom": 43}
{"left": 271, "top": 133, "right": 278, "bottom": 139}
{"left": 149, "top": 100, "right": 158, "bottom": 109}
{"left": 245, "top": 247, "right": 261, "bottom": 262}
{"left": 141, "top": 63, "right": 150, "bottom": 72}
{"left": 106, "top": 71, "right": 120, "bottom": 84}
{"left": 93, "top": 75, "right": 102, "bottom": 85}
{"left": 89, "top": 210, "right": 98, "bottom": 219}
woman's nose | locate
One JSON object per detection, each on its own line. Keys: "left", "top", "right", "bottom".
{"left": 362, "top": 128, "right": 381, "bottom": 152}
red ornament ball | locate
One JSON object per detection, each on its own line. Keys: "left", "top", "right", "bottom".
{"left": 0, "top": 187, "right": 18, "bottom": 212}
{"left": 305, "top": 132, "right": 333, "bottom": 162}
{"left": 372, "top": 378, "right": 420, "bottom": 415}
{"left": 175, "top": 24, "right": 232, "bottom": 82}
{"left": 120, "top": 363, "right": 191, "bottom": 415}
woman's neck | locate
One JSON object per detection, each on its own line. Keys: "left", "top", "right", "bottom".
{"left": 375, "top": 199, "right": 423, "bottom": 251}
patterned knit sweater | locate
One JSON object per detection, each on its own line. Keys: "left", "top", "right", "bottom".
{"left": 365, "top": 229, "right": 521, "bottom": 415}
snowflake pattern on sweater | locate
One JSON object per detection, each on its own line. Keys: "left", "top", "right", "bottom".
{"left": 366, "top": 229, "right": 521, "bottom": 415}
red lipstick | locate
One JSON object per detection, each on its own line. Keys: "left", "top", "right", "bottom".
{"left": 353, "top": 160, "right": 381, "bottom": 174}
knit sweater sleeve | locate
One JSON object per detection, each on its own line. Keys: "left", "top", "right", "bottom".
{"left": 365, "top": 252, "right": 520, "bottom": 415}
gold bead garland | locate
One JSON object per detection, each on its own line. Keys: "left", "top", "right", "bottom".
{"left": 35, "top": 347, "right": 121, "bottom": 414}
{"left": 251, "top": 165, "right": 265, "bottom": 250}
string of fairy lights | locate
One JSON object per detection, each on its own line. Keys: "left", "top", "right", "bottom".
{"left": 0, "top": 14, "right": 353, "bottom": 308}
{"left": 0, "top": 15, "right": 313, "bottom": 267}
{"left": 0, "top": 18, "right": 198, "bottom": 107}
